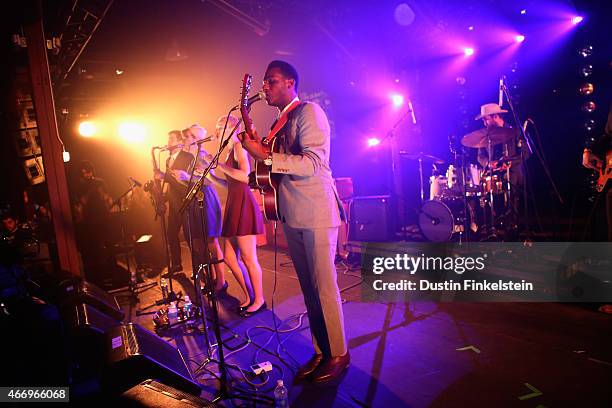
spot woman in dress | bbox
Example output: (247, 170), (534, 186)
(207, 115), (266, 316)
(174, 125), (226, 291)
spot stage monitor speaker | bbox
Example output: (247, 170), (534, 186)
(118, 379), (217, 408)
(350, 195), (394, 242)
(59, 278), (125, 321)
(105, 323), (201, 395)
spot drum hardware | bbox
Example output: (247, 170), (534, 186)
(399, 151), (445, 204)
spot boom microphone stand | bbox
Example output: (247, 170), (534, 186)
(500, 81), (564, 238)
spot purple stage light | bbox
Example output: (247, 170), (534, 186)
(520, 9), (527, 15)
(463, 47), (475, 57)
(515, 34), (525, 43)
(391, 94), (405, 108)
(367, 137), (381, 147)
(571, 16), (583, 25)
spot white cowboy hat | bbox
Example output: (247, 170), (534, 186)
(475, 103), (508, 120)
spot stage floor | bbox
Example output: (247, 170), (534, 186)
(116, 242), (612, 407)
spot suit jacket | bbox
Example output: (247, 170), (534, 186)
(165, 150), (195, 210)
(270, 101), (345, 229)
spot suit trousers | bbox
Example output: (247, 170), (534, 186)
(167, 205), (183, 267)
(283, 224), (347, 357)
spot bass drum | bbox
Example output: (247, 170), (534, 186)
(418, 199), (465, 242)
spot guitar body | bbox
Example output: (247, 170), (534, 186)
(595, 150), (612, 192)
(253, 137), (282, 221)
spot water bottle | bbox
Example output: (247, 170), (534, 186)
(168, 301), (178, 325)
(160, 278), (168, 300)
(183, 295), (193, 319)
(273, 379), (288, 408)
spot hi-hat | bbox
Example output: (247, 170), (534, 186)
(461, 127), (516, 148)
(399, 151), (445, 164)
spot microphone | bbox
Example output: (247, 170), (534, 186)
(129, 177), (142, 188)
(408, 100), (417, 124)
(231, 90), (266, 111)
(498, 77), (504, 107)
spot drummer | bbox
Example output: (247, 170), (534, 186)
(473, 103), (529, 189)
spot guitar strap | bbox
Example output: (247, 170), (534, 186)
(265, 100), (302, 143)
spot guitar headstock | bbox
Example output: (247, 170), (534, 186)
(240, 74), (252, 112)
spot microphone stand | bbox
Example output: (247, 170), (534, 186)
(179, 120), (263, 405)
(501, 84), (564, 239)
(108, 180), (157, 299)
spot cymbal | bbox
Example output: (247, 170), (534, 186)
(398, 151), (445, 164)
(461, 127), (516, 148)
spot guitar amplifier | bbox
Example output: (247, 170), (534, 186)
(104, 323), (201, 395)
(59, 278), (125, 321)
(349, 195), (394, 242)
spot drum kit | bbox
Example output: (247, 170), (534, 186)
(405, 127), (520, 242)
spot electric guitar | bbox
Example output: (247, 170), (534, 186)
(239, 74), (282, 221)
(593, 150), (612, 193)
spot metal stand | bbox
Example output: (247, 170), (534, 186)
(107, 180), (157, 299)
(178, 116), (262, 404)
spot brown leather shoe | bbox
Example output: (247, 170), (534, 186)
(311, 352), (350, 383)
(294, 354), (323, 382)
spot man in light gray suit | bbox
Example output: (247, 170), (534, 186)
(240, 60), (349, 383)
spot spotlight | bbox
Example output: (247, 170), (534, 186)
(515, 35), (525, 43)
(390, 94), (404, 108)
(463, 47), (475, 57)
(571, 16), (584, 25)
(78, 121), (97, 137)
(118, 122), (146, 142)
(579, 83), (594, 95)
(468, 25), (474, 31)
(520, 9), (527, 15)
(579, 46), (593, 58)
(367, 138), (381, 147)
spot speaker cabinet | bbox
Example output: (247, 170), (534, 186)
(118, 379), (216, 407)
(59, 278), (125, 321)
(105, 324), (200, 395)
(349, 195), (394, 241)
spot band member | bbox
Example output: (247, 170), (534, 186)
(155, 130), (193, 274)
(474, 103), (529, 187)
(178, 125), (226, 291)
(74, 160), (113, 284)
(582, 101), (612, 241)
(240, 61), (349, 383)
(206, 115), (265, 316)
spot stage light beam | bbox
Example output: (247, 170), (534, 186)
(367, 137), (381, 147)
(118, 122), (146, 143)
(515, 34), (525, 43)
(571, 16), (583, 25)
(391, 94), (405, 108)
(463, 47), (475, 57)
(78, 121), (97, 137)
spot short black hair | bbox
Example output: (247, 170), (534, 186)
(266, 60), (299, 91)
(79, 160), (95, 173)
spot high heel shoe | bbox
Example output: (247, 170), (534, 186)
(238, 300), (254, 313)
(239, 302), (267, 317)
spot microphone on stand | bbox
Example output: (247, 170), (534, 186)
(230, 90), (266, 111)
(498, 77), (504, 107)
